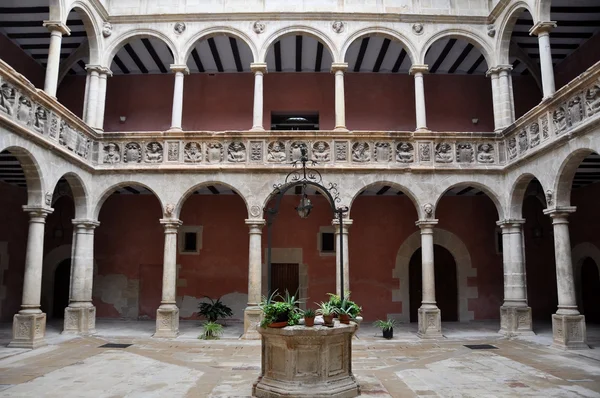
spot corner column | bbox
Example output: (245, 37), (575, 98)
(530, 22), (557, 99)
(410, 65), (429, 131)
(84, 65), (101, 127)
(242, 219), (265, 339)
(9, 206), (53, 349)
(42, 21), (70, 97)
(415, 220), (442, 338)
(544, 207), (587, 349)
(333, 218), (352, 296)
(497, 65), (515, 127)
(63, 219), (99, 335)
(168, 65), (189, 132)
(497, 219), (533, 335)
(94, 68), (112, 131)
(154, 218), (182, 338)
(250, 63), (267, 131)
(331, 62), (348, 132)
(487, 68), (502, 132)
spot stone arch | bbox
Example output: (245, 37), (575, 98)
(41, 244), (72, 319)
(92, 181), (164, 220)
(66, 1), (102, 65)
(49, 0), (65, 22)
(420, 29), (494, 68)
(103, 29), (179, 68)
(49, 172), (89, 220)
(433, 181), (505, 220)
(176, 181), (251, 219)
(535, 0), (552, 24)
(497, 1), (536, 65)
(340, 27), (418, 66)
(553, 148), (596, 208)
(182, 27), (258, 66)
(0, 146), (45, 207)
(347, 181), (421, 220)
(259, 26), (338, 64)
(571, 242), (600, 313)
(508, 172), (547, 219)
(393, 228), (476, 323)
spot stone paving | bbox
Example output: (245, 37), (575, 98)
(0, 320), (599, 397)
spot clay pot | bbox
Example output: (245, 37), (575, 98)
(268, 321), (289, 328)
(304, 317), (315, 327)
(339, 314), (351, 324)
(323, 314), (334, 325)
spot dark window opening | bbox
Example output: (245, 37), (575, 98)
(271, 112), (319, 130)
(321, 232), (335, 253)
(184, 232), (197, 252)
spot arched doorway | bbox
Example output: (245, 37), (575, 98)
(409, 245), (458, 322)
(581, 258), (600, 323)
(53, 259), (71, 319)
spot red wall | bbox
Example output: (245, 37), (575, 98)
(0, 34), (45, 89)
(555, 32), (600, 90)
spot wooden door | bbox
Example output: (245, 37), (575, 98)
(272, 263), (299, 298)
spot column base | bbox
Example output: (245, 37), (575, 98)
(241, 306), (262, 340)
(250, 126), (265, 132)
(417, 307), (443, 338)
(8, 312), (47, 349)
(499, 306), (534, 336)
(153, 306), (179, 338)
(63, 305), (96, 335)
(334, 126), (349, 132)
(552, 314), (588, 350)
(167, 127), (182, 132)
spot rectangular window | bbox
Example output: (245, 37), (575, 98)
(271, 112), (319, 130)
(178, 226), (203, 255)
(184, 232), (197, 252)
(321, 232), (335, 253)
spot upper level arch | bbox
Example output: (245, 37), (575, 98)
(258, 26), (338, 65)
(419, 29), (494, 68)
(496, 1), (537, 65)
(181, 27), (258, 69)
(176, 180), (251, 220)
(65, 1), (103, 66)
(507, 172), (548, 219)
(103, 29), (179, 70)
(433, 180), (505, 220)
(48, 171), (89, 220)
(92, 180), (164, 220)
(348, 180), (422, 220)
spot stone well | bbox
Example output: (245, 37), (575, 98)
(253, 322), (360, 398)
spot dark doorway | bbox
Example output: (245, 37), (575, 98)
(272, 263), (300, 298)
(53, 259), (71, 318)
(581, 258), (600, 323)
(409, 245), (458, 322)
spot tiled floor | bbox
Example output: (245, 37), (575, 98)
(0, 320), (599, 397)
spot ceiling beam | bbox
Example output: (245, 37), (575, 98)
(353, 37), (370, 72)
(467, 55), (485, 74)
(315, 41), (324, 72)
(373, 38), (391, 73)
(448, 43), (473, 74)
(295, 35), (303, 72)
(274, 40), (282, 72)
(430, 38), (456, 73)
(392, 48), (407, 73)
(124, 43), (148, 73)
(229, 37), (243, 72)
(207, 38), (224, 72)
(142, 38), (168, 73)
(191, 48), (205, 72)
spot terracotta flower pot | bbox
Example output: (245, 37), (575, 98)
(268, 321), (288, 328)
(323, 314), (334, 325)
(339, 314), (350, 324)
(304, 316), (315, 327)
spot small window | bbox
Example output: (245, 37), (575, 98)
(183, 232), (197, 252)
(178, 226), (202, 255)
(321, 233), (335, 253)
(271, 112), (319, 130)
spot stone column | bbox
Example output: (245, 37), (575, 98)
(168, 65), (189, 132)
(94, 68), (111, 131)
(251, 63), (267, 131)
(497, 219), (533, 335)
(410, 65), (429, 131)
(82, 72), (91, 120)
(63, 219), (99, 335)
(415, 220), (442, 338)
(543, 207), (587, 349)
(331, 63), (348, 131)
(242, 219), (265, 339)
(9, 206), (53, 349)
(530, 22), (557, 99)
(84, 65), (101, 127)
(487, 69), (501, 131)
(333, 218), (353, 296)
(154, 219), (182, 338)
(42, 21), (70, 97)
(497, 65), (515, 128)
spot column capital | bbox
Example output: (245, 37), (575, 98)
(543, 206), (576, 222)
(245, 219), (266, 228)
(529, 21), (557, 36)
(72, 219), (100, 229)
(332, 218), (353, 229)
(250, 63), (268, 73)
(487, 64), (513, 75)
(43, 21), (70, 35)
(160, 218), (183, 231)
(496, 219), (525, 228)
(170, 64), (190, 74)
(22, 206), (53, 219)
(330, 62), (348, 73)
(85, 64), (105, 75)
(416, 219), (438, 230)
(410, 64), (429, 75)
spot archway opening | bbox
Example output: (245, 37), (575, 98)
(52, 258), (71, 319)
(409, 245), (458, 322)
(581, 257), (600, 324)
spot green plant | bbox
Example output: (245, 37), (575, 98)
(315, 301), (337, 316)
(373, 318), (397, 331)
(259, 290), (303, 328)
(327, 292), (361, 318)
(197, 296), (233, 323)
(199, 321), (224, 339)
(303, 308), (316, 318)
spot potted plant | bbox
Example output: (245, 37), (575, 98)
(374, 318), (397, 339)
(303, 308), (316, 327)
(327, 293), (362, 323)
(199, 321), (224, 340)
(197, 296), (233, 323)
(316, 301), (336, 325)
(259, 290), (303, 328)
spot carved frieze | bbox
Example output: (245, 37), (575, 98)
(396, 142), (414, 163)
(585, 84), (600, 117)
(567, 95), (583, 127)
(17, 95), (32, 125)
(335, 141), (348, 161)
(0, 82), (15, 116)
(267, 141), (286, 163)
(59, 120), (90, 158)
(167, 142), (179, 162)
(456, 143), (474, 163)
(541, 116), (549, 140)
(184, 142), (202, 163)
(553, 106), (567, 134)
(206, 142), (224, 163)
(312, 141), (330, 162)
(373, 142), (391, 162)
(419, 143), (431, 162)
(228, 142), (246, 162)
(145, 142), (163, 163)
(507, 137), (517, 160)
(33, 105), (49, 134)
(48, 113), (58, 138)
(476, 143), (494, 163)
(352, 142), (370, 162)
(103, 142), (121, 164)
(518, 130), (528, 153)
(250, 141), (262, 161)
(435, 142), (453, 163)
(290, 141), (306, 162)
(529, 123), (540, 148)
(124, 142), (142, 163)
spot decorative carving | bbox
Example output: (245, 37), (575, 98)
(412, 23), (424, 35)
(17, 319), (30, 337)
(545, 190), (553, 207)
(58, 120), (89, 158)
(352, 142), (370, 162)
(567, 96), (583, 126)
(487, 24), (496, 37)
(498, 141), (506, 163)
(456, 143), (474, 163)
(206, 142), (223, 163)
(435, 142), (453, 163)
(529, 123), (540, 147)
(102, 22), (112, 37)
(253, 21), (265, 34)
(168, 142), (179, 161)
(49, 113), (58, 138)
(555, 321), (563, 339)
(312, 141), (330, 162)
(553, 107), (567, 134)
(0, 83), (16, 116)
(184, 142), (202, 163)
(518, 130), (529, 152)
(332, 21), (345, 33)
(267, 141), (286, 163)
(568, 321), (581, 340)
(396, 142), (414, 163)
(290, 142), (306, 162)
(250, 141), (262, 161)
(424, 203), (433, 218)
(250, 205), (261, 217)
(477, 143), (494, 163)
(174, 22), (186, 34)
(507, 137), (517, 160)
(33, 106), (48, 134)
(419, 143), (431, 161)
(17, 96), (32, 125)
(103, 142), (121, 164)
(585, 84), (600, 117)
(124, 142), (142, 163)
(426, 313), (436, 328)
(165, 204), (174, 217)
(541, 116), (549, 139)
(45, 192), (52, 206)
(373, 142), (391, 162)
(227, 142), (246, 162)
(335, 141), (348, 161)
(145, 142), (163, 163)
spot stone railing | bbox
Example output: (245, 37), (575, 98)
(97, 131), (503, 170)
(502, 61), (600, 167)
(0, 60), (98, 165)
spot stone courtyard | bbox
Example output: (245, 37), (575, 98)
(1, 320), (599, 397)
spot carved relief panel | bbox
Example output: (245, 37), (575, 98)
(396, 142), (414, 163)
(267, 141), (286, 163)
